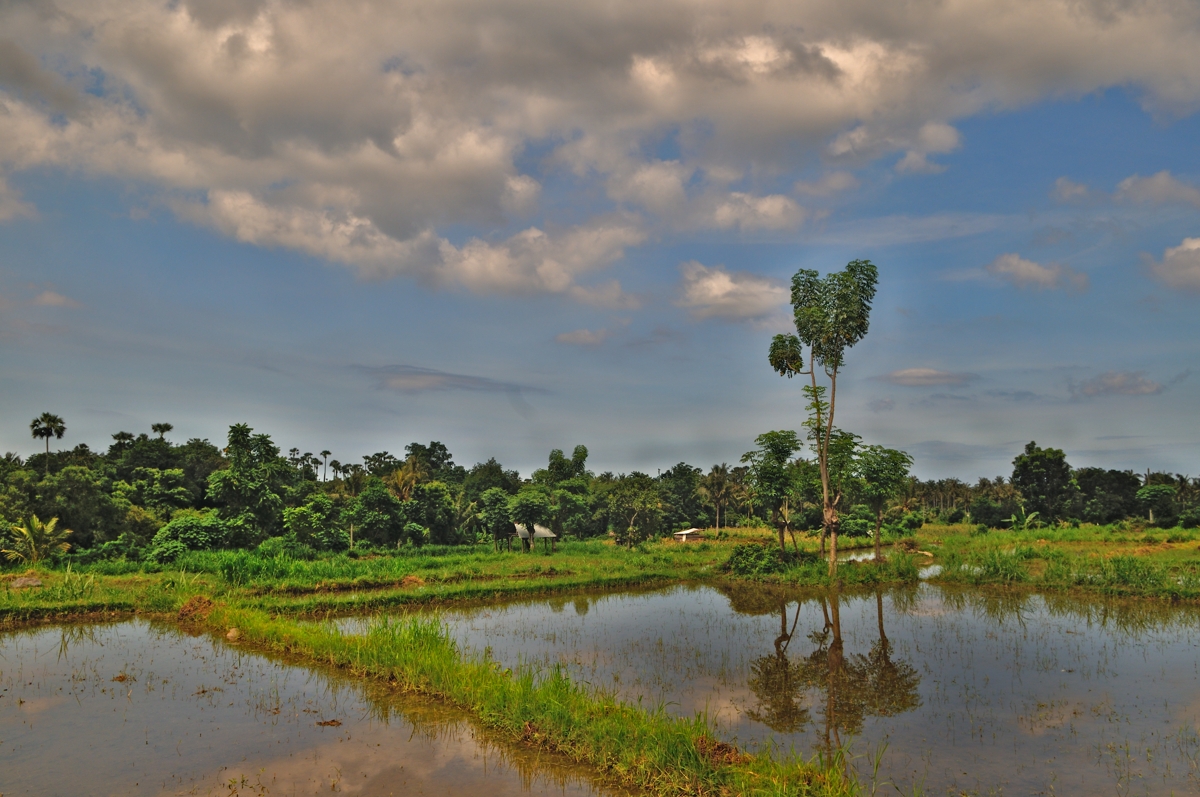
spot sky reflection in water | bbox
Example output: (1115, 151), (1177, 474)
(0, 620), (618, 796)
(382, 583), (1200, 796)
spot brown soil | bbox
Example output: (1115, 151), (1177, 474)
(694, 735), (750, 766)
(178, 595), (216, 621)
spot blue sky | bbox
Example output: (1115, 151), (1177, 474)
(1, 1), (1198, 480)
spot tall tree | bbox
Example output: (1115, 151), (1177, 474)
(855, 445), (914, 561)
(699, 464), (733, 530)
(769, 260), (878, 577)
(320, 450), (331, 482)
(30, 412), (66, 474)
(741, 431), (802, 553)
(1011, 441), (1077, 521)
(151, 422), (173, 440)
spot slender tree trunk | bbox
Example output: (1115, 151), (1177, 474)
(874, 509), (883, 562)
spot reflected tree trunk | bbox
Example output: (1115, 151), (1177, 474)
(823, 590), (844, 760)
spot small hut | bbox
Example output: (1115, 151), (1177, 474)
(673, 527), (704, 543)
(514, 524), (558, 552)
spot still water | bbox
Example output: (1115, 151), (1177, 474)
(358, 582), (1200, 796)
(0, 620), (618, 796)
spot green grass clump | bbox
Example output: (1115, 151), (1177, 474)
(206, 605), (858, 797)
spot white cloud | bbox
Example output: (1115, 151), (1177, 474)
(1147, 237), (1200, 291)
(1115, 171), (1200, 207)
(895, 122), (961, 174)
(794, 171), (859, 197)
(986, 253), (1088, 292)
(31, 290), (81, 308)
(5, 0), (1200, 296)
(675, 261), (787, 321)
(1051, 177), (1092, 202)
(0, 177), (35, 221)
(182, 189), (643, 301)
(1075, 371), (1163, 397)
(883, 368), (977, 387)
(555, 328), (608, 345)
(708, 192), (805, 231)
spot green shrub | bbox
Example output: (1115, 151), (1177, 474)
(149, 539), (187, 564)
(723, 543), (785, 578)
(151, 512), (230, 552)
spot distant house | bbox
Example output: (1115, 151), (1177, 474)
(673, 527), (704, 542)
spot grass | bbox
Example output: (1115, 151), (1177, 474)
(918, 522), (1200, 599)
(4, 522), (1199, 795)
(194, 602), (860, 796)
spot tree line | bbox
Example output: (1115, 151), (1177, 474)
(4, 412), (1196, 567)
(8, 259), (1197, 566)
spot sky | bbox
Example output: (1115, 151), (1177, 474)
(1, 0), (1199, 480)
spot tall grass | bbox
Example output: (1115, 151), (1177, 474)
(208, 605), (860, 797)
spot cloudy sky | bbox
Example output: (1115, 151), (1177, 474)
(1, 0), (1198, 479)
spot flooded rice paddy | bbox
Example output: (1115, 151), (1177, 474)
(0, 620), (619, 796)
(343, 582), (1200, 796)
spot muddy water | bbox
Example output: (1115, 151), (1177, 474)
(0, 621), (619, 796)
(364, 583), (1200, 796)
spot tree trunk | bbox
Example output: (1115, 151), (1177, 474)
(824, 504), (841, 578)
(874, 509), (883, 562)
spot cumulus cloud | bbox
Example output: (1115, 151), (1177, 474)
(5, 0), (1200, 297)
(183, 190), (643, 301)
(986, 253), (1088, 292)
(895, 123), (961, 174)
(707, 192), (806, 231)
(32, 290), (81, 308)
(556, 328), (609, 345)
(1115, 171), (1200, 207)
(883, 368), (977, 387)
(676, 261), (787, 321)
(1074, 371), (1164, 397)
(1145, 237), (1200, 291)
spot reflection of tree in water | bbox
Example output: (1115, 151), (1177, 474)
(745, 590), (920, 755)
(746, 598), (808, 732)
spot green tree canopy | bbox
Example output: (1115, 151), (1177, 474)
(854, 445), (914, 559)
(769, 260), (878, 576)
(1011, 441), (1077, 521)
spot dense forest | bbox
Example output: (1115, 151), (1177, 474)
(3, 412), (1198, 567)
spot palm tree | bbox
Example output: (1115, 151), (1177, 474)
(30, 413), (66, 475)
(111, 431), (135, 452)
(384, 455), (428, 501)
(3, 515), (72, 564)
(151, 422), (173, 440)
(699, 463), (733, 530)
(320, 450), (331, 482)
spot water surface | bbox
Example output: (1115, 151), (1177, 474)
(0, 620), (620, 796)
(359, 582), (1200, 796)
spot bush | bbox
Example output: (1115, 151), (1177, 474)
(256, 534), (316, 560)
(900, 512), (924, 531)
(151, 511), (231, 552)
(723, 543), (786, 578)
(148, 539), (187, 565)
(1180, 509), (1200, 529)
